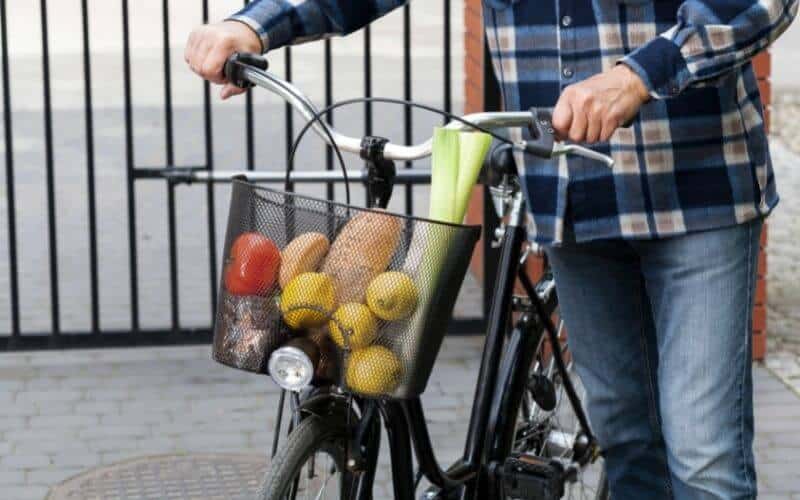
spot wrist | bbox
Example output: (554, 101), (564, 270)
(615, 64), (650, 103)
(222, 19), (265, 53)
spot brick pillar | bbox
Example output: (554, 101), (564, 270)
(752, 50), (771, 361)
(464, 0), (485, 115)
(463, 4), (772, 360)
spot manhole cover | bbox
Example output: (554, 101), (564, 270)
(48, 454), (267, 500)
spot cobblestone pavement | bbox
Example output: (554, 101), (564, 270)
(1, 339), (800, 499)
(764, 96), (800, 393)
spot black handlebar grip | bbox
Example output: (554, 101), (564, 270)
(223, 52), (269, 89)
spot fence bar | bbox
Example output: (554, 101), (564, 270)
(284, 47), (294, 190)
(0, 0), (19, 337)
(244, 0), (255, 171)
(324, 40), (334, 201)
(163, 0), (180, 333)
(80, 0), (100, 335)
(245, 89), (255, 170)
(443, 0), (452, 116)
(364, 25), (372, 135)
(0, 318), (482, 351)
(202, 0), (219, 317)
(403, 4), (413, 216)
(121, 0), (140, 332)
(149, 167), (433, 184)
(40, 0), (61, 337)
(0, 328), (214, 351)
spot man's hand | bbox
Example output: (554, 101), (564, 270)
(185, 21), (263, 100)
(552, 64), (650, 143)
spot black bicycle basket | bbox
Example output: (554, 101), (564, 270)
(213, 180), (480, 399)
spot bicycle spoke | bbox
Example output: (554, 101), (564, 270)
(312, 455), (335, 500)
(288, 450), (341, 500)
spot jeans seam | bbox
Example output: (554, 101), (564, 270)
(740, 222), (756, 498)
(636, 275), (673, 498)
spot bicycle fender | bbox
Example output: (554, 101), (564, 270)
(297, 389), (356, 425)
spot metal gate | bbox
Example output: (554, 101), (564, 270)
(0, 0), (489, 350)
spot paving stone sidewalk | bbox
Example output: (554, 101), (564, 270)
(763, 103), (800, 395)
(1, 337), (800, 499)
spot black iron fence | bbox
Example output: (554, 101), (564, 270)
(0, 0), (495, 351)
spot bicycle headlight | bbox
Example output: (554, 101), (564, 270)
(268, 338), (320, 392)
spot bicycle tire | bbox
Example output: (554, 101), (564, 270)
(257, 414), (353, 500)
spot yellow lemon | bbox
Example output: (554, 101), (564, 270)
(280, 272), (335, 329)
(345, 346), (402, 396)
(329, 303), (378, 349)
(366, 272), (419, 321)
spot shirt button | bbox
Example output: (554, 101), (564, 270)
(562, 67), (574, 78)
(561, 15), (572, 27)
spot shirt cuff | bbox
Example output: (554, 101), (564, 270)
(618, 36), (691, 100)
(228, 1), (297, 52)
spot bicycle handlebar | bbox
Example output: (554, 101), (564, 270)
(224, 53), (615, 168)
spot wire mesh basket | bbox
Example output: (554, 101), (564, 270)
(212, 180), (481, 399)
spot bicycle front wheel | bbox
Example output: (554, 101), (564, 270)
(257, 415), (354, 500)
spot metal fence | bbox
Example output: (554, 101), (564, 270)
(0, 0), (492, 351)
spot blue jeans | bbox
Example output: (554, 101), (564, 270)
(545, 219), (762, 500)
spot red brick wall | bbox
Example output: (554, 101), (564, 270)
(752, 51), (770, 361)
(463, 1), (771, 360)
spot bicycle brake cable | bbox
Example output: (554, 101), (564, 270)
(287, 97), (522, 205)
(246, 71), (353, 203)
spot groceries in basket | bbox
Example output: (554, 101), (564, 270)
(320, 211), (404, 304)
(217, 292), (288, 372)
(223, 232), (281, 296)
(212, 127), (490, 398)
(278, 232), (330, 288)
(280, 272), (336, 329)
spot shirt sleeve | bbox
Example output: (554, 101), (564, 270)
(228, 0), (407, 52)
(619, 0), (798, 99)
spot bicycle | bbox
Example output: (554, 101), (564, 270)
(176, 52), (615, 500)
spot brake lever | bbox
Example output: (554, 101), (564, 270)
(552, 143), (615, 168)
(522, 107), (615, 168)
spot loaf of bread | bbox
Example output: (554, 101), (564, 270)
(279, 232), (330, 289)
(321, 210), (404, 304)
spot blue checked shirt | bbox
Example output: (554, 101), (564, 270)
(231, 0), (796, 245)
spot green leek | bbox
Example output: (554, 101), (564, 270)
(454, 131), (492, 223)
(428, 127), (460, 223)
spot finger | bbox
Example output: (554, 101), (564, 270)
(187, 31), (208, 72)
(201, 43), (232, 84)
(600, 116), (620, 142)
(552, 94), (574, 139)
(599, 121), (617, 142)
(184, 31), (196, 64)
(221, 83), (247, 100)
(568, 100), (588, 143)
(585, 105), (602, 143)
(190, 37), (213, 75)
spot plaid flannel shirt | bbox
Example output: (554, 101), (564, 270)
(231, 0), (796, 245)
